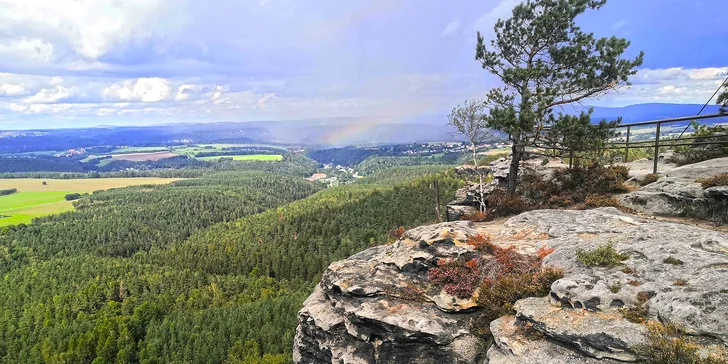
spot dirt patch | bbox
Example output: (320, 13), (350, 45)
(110, 152), (178, 161)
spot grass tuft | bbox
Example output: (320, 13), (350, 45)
(663, 256), (684, 266)
(697, 173), (728, 189)
(576, 243), (629, 268)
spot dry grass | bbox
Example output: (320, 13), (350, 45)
(635, 321), (728, 363)
(697, 173), (728, 189)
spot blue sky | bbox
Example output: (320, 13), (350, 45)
(0, 0), (726, 129)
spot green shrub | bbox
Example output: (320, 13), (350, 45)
(620, 304), (649, 324)
(576, 244), (629, 267)
(476, 267), (563, 325)
(609, 281), (622, 293)
(518, 165), (630, 208)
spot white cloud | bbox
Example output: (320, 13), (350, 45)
(0, 0), (173, 61)
(604, 67), (728, 106)
(0, 83), (26, 96)
(7, 103), (28, 112)
(470, 0), (521, 35)
(27, 103), (72, 114)
(440, 20), (462, 37)
(24, 85), (72, 103)
(208, 86), (229, 105)
(0, 38), (54, 63)
(103, 78), (172, 103)
(174, 84), (198, 101)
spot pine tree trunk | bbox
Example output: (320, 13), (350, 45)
(507, 139), (522, 195)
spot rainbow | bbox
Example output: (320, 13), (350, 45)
(319, 115), (400, 145)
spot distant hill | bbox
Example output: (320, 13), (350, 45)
(574, 103), (724, 123)
(1, 103), (725, 152)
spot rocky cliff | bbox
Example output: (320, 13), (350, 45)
(293, 208), (728, 363)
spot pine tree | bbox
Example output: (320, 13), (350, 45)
(475, 0), (643, 193)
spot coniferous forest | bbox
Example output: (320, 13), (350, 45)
(0, 167), (462, 363)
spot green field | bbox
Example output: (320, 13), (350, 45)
(196, 154), (283, 161)
(171, 144), (288, 157)
(0, 193), (75, 225)
(0, 178), (180, 226)
(0, 150), (60, 157)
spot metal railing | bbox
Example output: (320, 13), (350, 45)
(608, 112), (728, 174)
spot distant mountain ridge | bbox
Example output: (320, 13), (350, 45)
(577, 103), (723, 123)
(1, 103), (725, 153)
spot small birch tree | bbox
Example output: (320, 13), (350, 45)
(448, 99), (492, 212)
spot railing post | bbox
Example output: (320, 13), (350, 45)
(625, 126), (630, 162)
(653, 122), (661, 174)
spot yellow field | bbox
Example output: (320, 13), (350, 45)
(0, 178), (181, 192)
(479, 148), (511, 156)
(0, 178), (180, 226)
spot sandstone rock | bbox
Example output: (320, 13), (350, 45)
(455, 165), (491, 177)
(514, 297), (647, 361)
(505, 208), (728, 344)
(620, 180), (706, 216)
(296, 208), (728, 363)
(487, 315), (621, 364)
(704, 186), (728, 200)
(445, 204), (475, 221)
(294, 222), (488, 363)
(665, 157), (728, 182)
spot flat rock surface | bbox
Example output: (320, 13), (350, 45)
(620, 157), (728, 218)
(514, 297), (647, 361)
(487, 315), (621, 364)
(503, 208), (728, 344)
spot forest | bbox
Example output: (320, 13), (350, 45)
(0, 165), (463, 363)
(0, 154), (319, 179)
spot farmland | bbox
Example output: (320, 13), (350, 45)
(110, 146), (170, 153)
(108, 151), (179, 161)
(0, 178), (180, 226)
(197, 154), (284, 161)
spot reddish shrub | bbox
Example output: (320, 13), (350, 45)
(537, 246), (555, 260)
(428, 259), (479, 299)
(461, 211), (490, 222)
(387, 226), (407, 243)
(486, 189), (534, 217)
(466, 234), (495, 253)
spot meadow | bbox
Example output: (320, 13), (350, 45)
(0, 178), (180, 226)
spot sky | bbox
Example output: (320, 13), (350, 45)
(0, 0), (726, 129)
